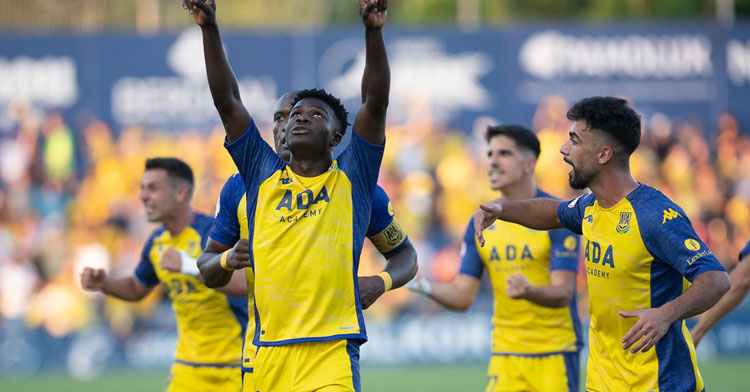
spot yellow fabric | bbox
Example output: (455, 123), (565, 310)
(237, 194), (257, 373)
(150, 227), (243, 365)
(254, 340), (355, 392)
(580, 198), (702, 392)
(242, 370), (254, 392)
(476, 221), (578, 354)
(485, 355), (570, 392)
(369, 218), (407, 254)
(377, 271), (393, 291)
(166, 362), (241, 392)
(252, 162), (360, 344)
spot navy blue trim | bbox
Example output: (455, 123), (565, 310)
(562, 351), (580, 392)
(190, 213), (215, 249)
(174, 359), (241, 368)
(241, 366), (254, 373)
(491, 350), (578, 357)
(568, 293), (583, 351)
(347, 340), (362, 392)
(380, 236), (408, 259)
(225, 295), (248, 335)
(255, 333), (367, 347)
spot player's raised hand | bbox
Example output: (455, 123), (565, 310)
(619, 308), (672, 354)
(226, 238), (252, 270)
(80, 267), (108, 291)
(506, 274), (530, 299)
(360, 0), (388, 29)
(160, 248), (182, 272)
(472, 201), (502, 247)
(185, 0), (216, 26)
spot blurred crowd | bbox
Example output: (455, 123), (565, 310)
(1, 95), (749, 339)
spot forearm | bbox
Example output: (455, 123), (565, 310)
(382, 244), (418, 289)
(662, 270), (730, 323)
(214, 270), (248, 297)
(498, 198), (563, 230)
(101, 277), (149, 301)
(362, 27), (390, 114)
(523, 285), (574, 308)
(197, 251), (233, 288)
(427, 282), (475, 311)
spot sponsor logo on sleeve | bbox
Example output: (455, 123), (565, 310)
(662, 208), (683, 224)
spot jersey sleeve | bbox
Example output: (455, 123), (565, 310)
(638, 201), (726, 282)
(557, 192), (596, 235)
(458, 219), (484, 279)
(547, 229), (580, 272)
(366, 186), (408, 257)
(224, 120), (285, 188)
(209, 174), (243, 246)
(335, 130), (385, 201)
(739, 240), (750, 262)
(133, 233), (159, 287)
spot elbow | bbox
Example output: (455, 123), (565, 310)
(732, 273), (750, 296)
(717, 272), (732, 297)
(453, 300), (473, 312)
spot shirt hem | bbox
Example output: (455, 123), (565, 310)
(491, 350), (579, 357)
(254, 333), (367, 347)
(174, 359), (242, 368)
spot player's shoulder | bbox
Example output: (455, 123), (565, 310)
(191, 212), (215, 233)
(223, 172), (246, 193)
(562, 190), (597, 212)
(627, 184), (689, 231)
(372, 184), (390, 205)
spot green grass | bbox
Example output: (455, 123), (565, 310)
(0, 359), (747, 391)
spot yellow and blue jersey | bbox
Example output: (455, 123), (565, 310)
(210, 173), (406, 372)
(460, 189), (582, 355)
(133, 213), (247, 367)
(557, 183), (726, 392)
(225, 121), (384, 346)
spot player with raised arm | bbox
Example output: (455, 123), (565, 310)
(196, 91), (417, 390)
(409, 125), (581, 392)
(80, 158), (246, 392)
(472, 97), (730, 392)
(690, 240), (750, 346)
(186, 0), (393, 390)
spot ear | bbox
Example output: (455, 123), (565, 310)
(523, 155), (537, 175)
(175, 183), (191, 203)
(330, 128), (344, 148)
(598, 145), (615, 165)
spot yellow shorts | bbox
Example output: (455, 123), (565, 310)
(166, 361), (242, 392)
(485, 352), (579, 392)
(242, 369), (254, 392)
(254, 339), (361, 392)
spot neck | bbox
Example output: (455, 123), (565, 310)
(289, 154), (333, 177)
(162, 205), (194, 236)
(588, 165), (638, 209)
(498, 176), (537, 200)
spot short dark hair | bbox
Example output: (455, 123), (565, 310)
(145, 157), (194, 190)
(567, 97), (641, 156)
(485, 124), (541, 158)
(292, 88), (350, 135)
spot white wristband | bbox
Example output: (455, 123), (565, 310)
(179, 250), (200, 276)
(406, 276), (432, 296)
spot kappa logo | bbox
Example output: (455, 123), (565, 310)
(583, 214), (593, 224)
(662, 208), (682, 224)
(280, 178), (292, 185)
(616, 212), (631, 234)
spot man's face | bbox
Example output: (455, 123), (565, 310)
(486, 135), (533, 191)
(139, 169), (180, 223)
(272, 93), (297, 162)
(285, 98), (340, 157)
(560, 120), (600, 190)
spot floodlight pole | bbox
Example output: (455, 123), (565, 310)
(716, 0), (735, 27)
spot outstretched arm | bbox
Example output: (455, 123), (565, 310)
(186, 0), (252, 142)
(408, 274), (482, 311)
(506, 270), (576, 308)
(473, 198), (564, 246)
(359, 239), (418, 309)
(198, 238), (252, 288)
(691, 256), (750, 346)
(80, 268), (153, 301)
(352, 0), (390, 145)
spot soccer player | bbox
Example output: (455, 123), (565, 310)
(186, 0), (396, 390)
(80, 158), (246, 392)
(408, 125), (582, 392)
(472, 96), (730, 392)
(691, 239), (750, 346)
(197, 91), (417, 390)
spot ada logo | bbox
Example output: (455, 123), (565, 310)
(616, 212), (631, 234)
(684, 239), (701, 251)
(662, 208), (682, 224)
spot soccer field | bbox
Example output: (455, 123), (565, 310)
(1, 359), (747, 392)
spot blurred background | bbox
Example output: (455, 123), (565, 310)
(1, 0), (750, 391)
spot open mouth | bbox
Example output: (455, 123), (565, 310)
(290, 126), (310, 135)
